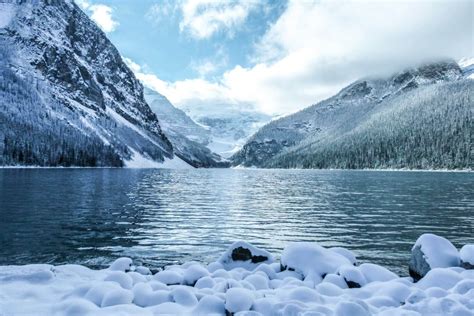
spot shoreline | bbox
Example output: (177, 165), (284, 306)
(1, 236), (473, 315)
(0, 165), (472, 172)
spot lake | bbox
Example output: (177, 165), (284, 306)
(0, 169), (472, 276)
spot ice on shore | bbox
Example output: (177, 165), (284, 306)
(0, 235), (473, 316)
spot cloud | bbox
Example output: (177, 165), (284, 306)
(146, 0), (178, 25)
(123, 57), (255, 118)
(225, 0), (474, 114)
(75, 0), (90, 9)
(75, 0), (119, 33)
(179, 0), (261, 39)
(134, 0), (473, 116)
(192, 60), (219, 77)
(190, 46), (229, 77)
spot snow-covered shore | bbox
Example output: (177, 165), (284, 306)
(1, 236), (473, 316)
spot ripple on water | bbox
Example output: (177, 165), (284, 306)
(0, 169), (473, 276)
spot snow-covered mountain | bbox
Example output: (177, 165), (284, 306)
(459, 57), (474, 79)
(0, 0), (191, 167)
(232, 60), (472, 169)
(179, 105), (271, 158)
(144, 88), (228, 167)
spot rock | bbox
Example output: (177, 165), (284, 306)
(337, 265), (367, 288)
(460, 245), (474, 269)
(409, 234), (460, 281)
(218, 241), (274, 270)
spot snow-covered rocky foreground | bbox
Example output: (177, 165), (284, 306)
(1, 236), (473, 316)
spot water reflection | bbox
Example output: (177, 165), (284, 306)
(0, 169), (472, 275)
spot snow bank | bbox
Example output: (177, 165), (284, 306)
(1, 235), (473, 315)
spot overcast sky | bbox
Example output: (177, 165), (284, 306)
(77, 0), (473, 116)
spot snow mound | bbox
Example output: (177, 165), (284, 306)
(1, 238), (474, 315)
(281, 242), (352, 277)
(225, 288), (254, 313)
(359, 263), (398, 283)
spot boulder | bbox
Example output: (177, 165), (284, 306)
(409, 234), (460, 281)
(218, 241), (274, 270)
(337, 265), (367, 288)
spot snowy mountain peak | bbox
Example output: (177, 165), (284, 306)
(232, 60), (470, 169)
(143, 87), (228, 167)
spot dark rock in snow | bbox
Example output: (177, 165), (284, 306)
(409, 245), (432, 282)
(231, 246), (268, 263)
(218, 241), (274, 270)
(409, 234), (460, 281)
(460, 245), (474, 270)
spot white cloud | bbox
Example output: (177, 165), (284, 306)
(123, 57), (255, 119)
(75, 0), (119, 33)
(190, 46), (229, 77)
(132, 0), (473, 116)
(89, 4), (119, 33)
(192, 60), (219, 77)
(75, 0), (90, 10)
(226, 0), (474, 114)
(179, 0), (260, 39)
(146, 1), (178, 25)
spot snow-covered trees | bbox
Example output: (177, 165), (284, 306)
(269, 80), (472, 169)
(0, 1), (175, 167)
(233, 61), (472, 170)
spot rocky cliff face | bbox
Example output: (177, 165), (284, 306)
(144, 88), (228, 168)
(232, 60), (471, 169)
(0, 0), (175, 166)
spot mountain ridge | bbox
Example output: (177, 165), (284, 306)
(0, 0), (189, 167)
(144, 87), (229, 167)
(232, 60), (472, 169)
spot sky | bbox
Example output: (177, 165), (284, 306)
(76, 0), (473, 117)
